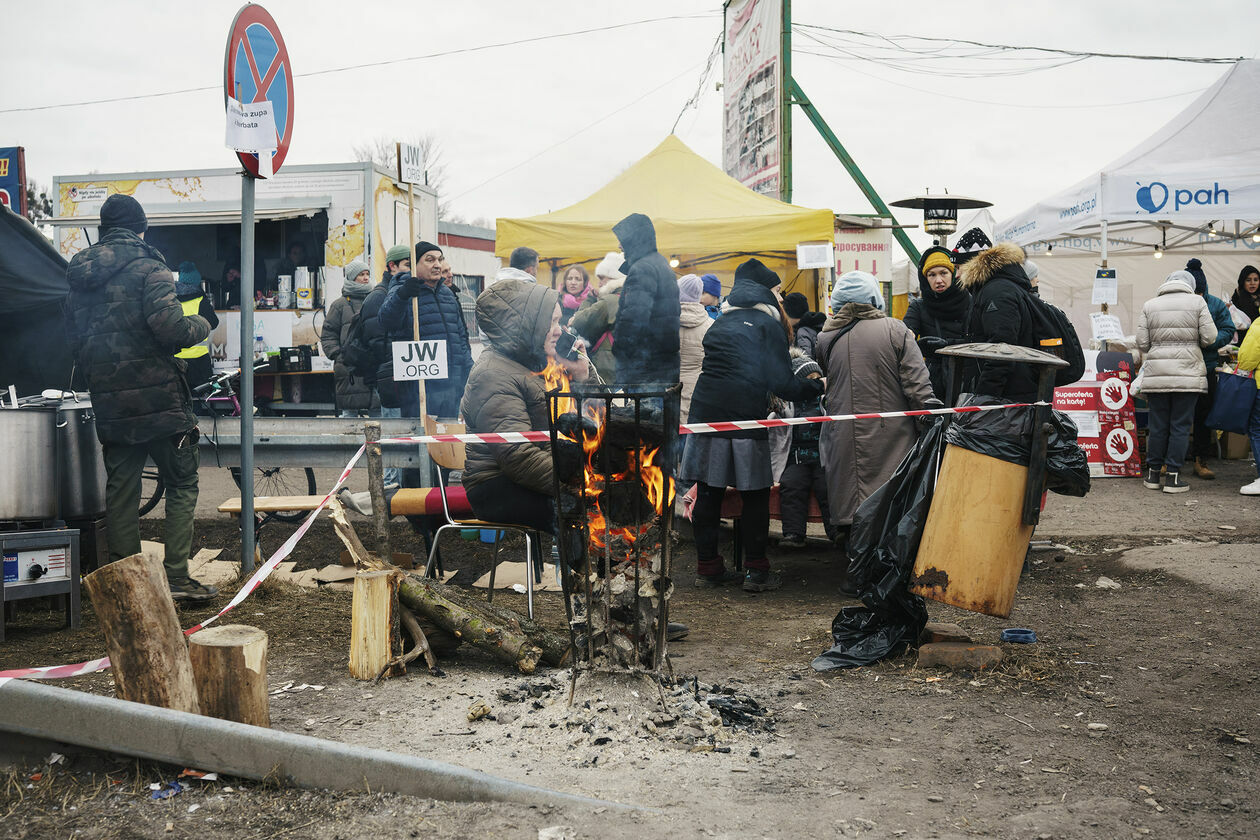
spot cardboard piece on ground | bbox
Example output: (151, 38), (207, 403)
(472, 562), (562, 592)
(338, 550), (415, 570)
(312, 563), (455, 589)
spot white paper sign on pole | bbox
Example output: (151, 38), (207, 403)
(397, 142), (425, 186)
(392, 339), (448, 381)
(796, 242), (835, 270)
(225, 97), (278, 153)
(1089, 312), (1125, 341)
(1091, 268), (1118, 305)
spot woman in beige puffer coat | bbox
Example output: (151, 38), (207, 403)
(1135, 270), (1217, 492)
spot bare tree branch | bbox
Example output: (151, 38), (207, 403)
(351, 134), (451, 219)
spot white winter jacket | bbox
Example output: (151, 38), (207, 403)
(678, 301), (712, 417)
(1136, 272), (1217, 394)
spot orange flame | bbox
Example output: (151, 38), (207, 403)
(536, 361), (673, 552)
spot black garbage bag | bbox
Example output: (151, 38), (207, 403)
(944, 395), (1090, 497)
(811, 422), (943, 671)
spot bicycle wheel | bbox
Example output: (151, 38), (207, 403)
(230, 466), (318, 523)
(139, 468), (165, 516)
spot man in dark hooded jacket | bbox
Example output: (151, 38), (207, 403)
(65, 194), (216, 601)
(958, 242), (1040, 401)
(611, 213), (681, 385)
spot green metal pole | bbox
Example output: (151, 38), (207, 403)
(780, 0), (792, 203)
(787, 77), (920, 265)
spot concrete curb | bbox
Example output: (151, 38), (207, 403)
(0, 680), (647, 812)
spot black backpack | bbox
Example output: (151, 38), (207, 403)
(1021, 292), (1086, 387)
(338, 305), (376, 383)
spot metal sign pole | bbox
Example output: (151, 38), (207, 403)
(780, 0), (792, 204)
(239, 173), (256, 575)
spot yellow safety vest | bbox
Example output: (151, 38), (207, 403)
(175, 296), (210, 359)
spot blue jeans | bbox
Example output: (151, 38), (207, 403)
(1146, 392), (1198, 472)
(378, 405), (403, 487)
(1249, 386), (1260, 476)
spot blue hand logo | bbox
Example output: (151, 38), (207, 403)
(1135, 181), (1168, 213)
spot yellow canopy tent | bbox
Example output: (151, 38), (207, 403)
(495, 135), (835, 306)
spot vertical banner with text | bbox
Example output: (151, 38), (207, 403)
(722, 0), (782, 199)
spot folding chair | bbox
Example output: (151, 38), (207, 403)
(421, 419), (546, 619)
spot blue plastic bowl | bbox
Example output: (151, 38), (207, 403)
(1001, 628), (1037, 644)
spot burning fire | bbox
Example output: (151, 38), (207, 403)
(537, 360), (672, 551)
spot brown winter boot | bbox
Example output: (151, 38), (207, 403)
(1193, 457), (1216, 480)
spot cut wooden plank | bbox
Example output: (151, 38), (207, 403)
(188, 624), (270, 727)
(349, 571), (403, 680)
(911, 444), (1036, 618)
(82, 553), (201, 713)
(217, 496), (326, 514)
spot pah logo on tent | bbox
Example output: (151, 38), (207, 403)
(1135, 181), (1230, 214)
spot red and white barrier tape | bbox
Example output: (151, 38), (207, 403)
(0, 399), (1039, 685)
(0, 445), (367, 686)
(376, 401), (1044, 446)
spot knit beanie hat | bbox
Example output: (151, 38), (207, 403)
(414, 241), (442, 261)
(789, 351), (823, 382)
(735, 258), (780, 290)
(952, 227), (992, 265)
(343, 259), (370, 282)
(176, 261), (201, 285)
(678, 273), (702, 303)
(831, 270), (885, 311)
(99, 194), (147, 234)
(782, 292), (809, 319)
(595, 251), (626, 282)
(1186, 258), (1208, 295)
(385, 244), (411, 265)
(920, 249), (955, 277)
(1022, 259), (1040, 282)
(701, 273), (721, 298)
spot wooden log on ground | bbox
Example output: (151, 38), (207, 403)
(397, 574), (547, 674)
(82, 553), (200, 713)
(188, 624), (270, 727)
(349, 570), (404, 680)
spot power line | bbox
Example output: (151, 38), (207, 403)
(672, 32), (722, 134)
(795, 22), (1243, 65)
(447, 62), (703, 205)
(0, 13), (718, 115)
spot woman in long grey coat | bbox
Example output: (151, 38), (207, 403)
(816, 271), (934, 534)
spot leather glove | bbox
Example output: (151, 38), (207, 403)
(916, 398), (945, 433)
(917, 336), (950, 356)
(398, 275), (422, 299)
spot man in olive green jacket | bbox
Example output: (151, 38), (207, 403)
(66, 195), (216, 601)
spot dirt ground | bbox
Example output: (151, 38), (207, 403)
(2, 459), (1259, 839)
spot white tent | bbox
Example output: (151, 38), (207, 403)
(993, 59), (1260, 334)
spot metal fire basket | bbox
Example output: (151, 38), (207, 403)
(546, 383), (681, 672)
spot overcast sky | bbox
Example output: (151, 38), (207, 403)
(6, 0), (1256, 250)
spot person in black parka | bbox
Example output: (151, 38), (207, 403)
(903, 246), (971, 402)
(957, 242), (1040, 401)
(611, 213), (681, 385)
(681, 259), (824, 593)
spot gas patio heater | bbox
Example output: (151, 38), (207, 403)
(891, 191), (992, 249)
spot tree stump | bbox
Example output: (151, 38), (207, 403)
(349, 570), (403, 680)
(82, 553), (200, 713)
(188, 624), (270, 727)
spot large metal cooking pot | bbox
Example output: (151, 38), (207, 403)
(0, 406), (58, 520)
(56, 397), (107, 518)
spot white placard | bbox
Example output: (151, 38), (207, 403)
(1091, 269), (1118, 305)
(1089, 312), (1125, 341)
(69, 186), (108, 203)
(796, 242), (835, 270)
(397, 142), (425, 185)
(1064, 410), (1101, 439)
(225, 97), (278, 154)
(392, 340), (448, 381)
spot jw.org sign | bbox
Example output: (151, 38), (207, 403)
(1135, 181), (1230, 213)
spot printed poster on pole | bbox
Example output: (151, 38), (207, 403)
(722, 0), (782, 198)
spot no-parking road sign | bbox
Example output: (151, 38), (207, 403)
(224, 4), (294, 178)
